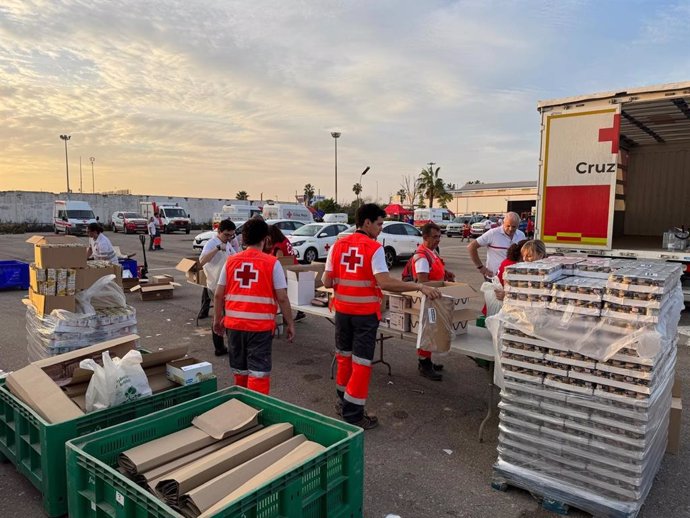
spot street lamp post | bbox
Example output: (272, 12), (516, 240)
(358, 166), (370, 206)
(60, 134), (71, 193)
(330, 131), (341, 203)
(89, 157), (95, 193)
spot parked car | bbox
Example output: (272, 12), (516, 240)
(53, 200), (97, 235)
(445, 214), (485, 237)
(288, 223), (350, 263)
(337, 222), (422, 269)
(470, 218), (499, 238)
(111, 211), (148, 234)
(192, 219), (305, 252)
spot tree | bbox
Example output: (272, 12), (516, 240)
(401, 174), (422, 207)
(313, 198), (340, 214)
(236, 190), (249, 200)
(417, 193), (426, 208)
(467, 180), (482, 184)
(352, 183), (362, 198)
(417, 164), (449, 208)
(303, 184), (316, 206)
(396, 188), (406, 204)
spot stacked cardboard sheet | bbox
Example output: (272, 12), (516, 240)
(493, 259), (684, 517)
(116, 399), (325, 517)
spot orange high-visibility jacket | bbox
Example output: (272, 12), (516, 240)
(411, 245), (446, 281)
(223, 249), (278, 332)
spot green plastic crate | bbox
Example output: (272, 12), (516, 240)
(66, 386), (364, 518)
(0, 377), (216, 517)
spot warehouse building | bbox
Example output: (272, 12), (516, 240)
(449, 181), (537, 216)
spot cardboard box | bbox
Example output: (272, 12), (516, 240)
(166, 358), (214, 386)
(76, 262), (123, 290)
(26, 235), (87, 269)
(667, 397), (682, 454)
(285, 263), (325, 289)
(403, 282), (478, 311)
(176, 257), (207, 286)
(451, 309), (479, 336)
(131, 283), (176, 301)
(673, 375), (682, 398)
(388, 311), (410, 332)
(389, 294), (411, 312)
(27, 288), (76, 316)
(409, 311), (421, 334)
(287, 269), (316, 306)
(122, 277), (140, 290)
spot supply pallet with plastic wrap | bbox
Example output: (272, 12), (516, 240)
(488, 257), (684, 518)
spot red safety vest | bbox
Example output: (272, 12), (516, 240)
(223, 249), (278, 332)
(411, 245), (445, 281)
(272, 238), (297, 265)
(330, 232), (383, 317)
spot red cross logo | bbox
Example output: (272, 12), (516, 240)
(287, 211), (293, 219)
(234, 262), (259, 289)
(598, 113), (620, 154)
(341, 246), (364, 273)
(324, 242), (331, 252)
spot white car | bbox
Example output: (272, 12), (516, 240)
(337, 222), (422, 268)
(288, 223), (350, 263)
(470, 218), (498, 238)
(446, 214), (485, 237)
(192, 219), (305, 251)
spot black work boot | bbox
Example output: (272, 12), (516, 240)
(418, 358), (442, 381)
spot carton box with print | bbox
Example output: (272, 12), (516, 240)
(402, 282), (478, 311)
(26, 235), (87, 269)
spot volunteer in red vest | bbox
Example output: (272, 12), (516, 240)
(323, 203), (441, 429)
(411, 222), (456, 381)
(213, 218), (295, 395)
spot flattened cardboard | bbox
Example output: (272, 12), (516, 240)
(133, 284), (175, 301)
(122, 277), (140, 290)
(28, 288), (76, 316)
(166, 358), (213, 386)
(140, 427), (263, 490)
(147, 373), (178, 393)
(192, 399), (260, 440)
(27, 235), (87, 269)
(181, 435), (307, 516)
(119, 426), (218, 475)
(667, 397), (682, 454)
(200, 440), (326, 518)
(76, 263), (123, 290)
(156, 423), (294, 504)
(6, 365), (84, 423)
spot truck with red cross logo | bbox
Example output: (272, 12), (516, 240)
(535, 81), (690, 303)
(261, 203), (313, 224)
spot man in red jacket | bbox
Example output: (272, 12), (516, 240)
(323, 204), (441, 429)
(213, 218), (295, 394)
(410, 222), (456, 380)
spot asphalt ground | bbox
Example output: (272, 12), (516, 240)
(0, 231), (688, 518)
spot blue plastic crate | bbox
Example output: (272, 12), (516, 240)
(0, 260), (29, 290)
(119, 258), (138, 278)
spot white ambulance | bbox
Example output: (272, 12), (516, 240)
(53, 200), (97, 235)
(413, 208), (453, 232)
(261, 203), (313, 223)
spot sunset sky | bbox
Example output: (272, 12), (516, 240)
(2, 1), (689, 203)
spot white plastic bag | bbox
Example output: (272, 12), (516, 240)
(80, 350), (152, 412)
(76, 274), (127, 314)
(481, 278), (503, 317)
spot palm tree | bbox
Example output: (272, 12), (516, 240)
(303, 184), (316, 206)
(417, 164), (446, 208)
(352, 182), (363, 199)
(236, 190), (249, 200)
(396, 188), (406, 204)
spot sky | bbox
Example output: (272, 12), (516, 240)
(1, 0), (689, 203)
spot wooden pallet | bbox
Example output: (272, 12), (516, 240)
(491, 467), (640, 518)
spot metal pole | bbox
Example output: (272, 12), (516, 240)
(331, 132), (341, 203)
(79, 156), (82, 193)
(90, 157), (95, 193)
(60, 135), (71, 193)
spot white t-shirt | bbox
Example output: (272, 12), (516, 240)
(476, 227), (526, 274)
(217, 259), (287, 291)
(89, 233), (119, 264)
(148, 221), (156, 236)
(324, 243), (388, 275)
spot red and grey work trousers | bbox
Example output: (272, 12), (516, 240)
(227, 329), (273, 394)
(334, 312), (379, 423)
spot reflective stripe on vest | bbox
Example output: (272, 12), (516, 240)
(330, 232), (382, 317)
(223, 249), (278, 332)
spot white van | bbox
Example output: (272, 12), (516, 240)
(322, 213), (348, 224)
(54, 200), (98, 235)
(212, 204), (262, 229)
(261, 203), (313, 223)
(413, 208), (454, 231)
(140, 201), (192, 234)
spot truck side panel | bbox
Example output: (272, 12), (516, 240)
(538, 107), (620, 249)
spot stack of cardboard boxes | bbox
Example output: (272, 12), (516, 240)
(494, 258), (684, 517)
(24, 235), (135, 360)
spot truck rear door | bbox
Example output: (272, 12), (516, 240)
(538, 106), (620, 249)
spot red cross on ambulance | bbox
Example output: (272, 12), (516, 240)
(234, 262), (259, 289)
(341, 247), (364, 273)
